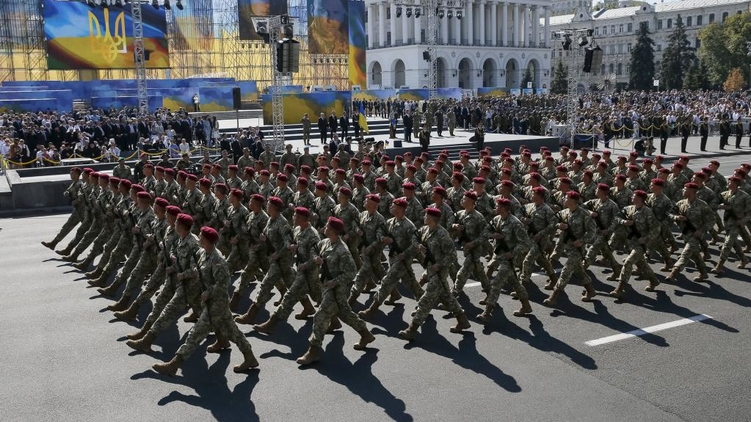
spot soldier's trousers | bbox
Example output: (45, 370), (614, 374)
(608, 228), (628, 254)
(454, 250), (489, 292)
(659, 222), (678, 250)
(586, 235), (619, 270)
(673, 236), (708, 274)
(82, 224), (114, 260)
(274, 269), (321, 321)
(71, 224), (107, 257)
(412, 269), (463, 326)
(346, 236), (362, 269)
(309, 285), (367, 348)
(148, 280), (201, 336)
(352, 248), (385, 295)
(217, 236), (231, 258)
(134, 259), (167, 306)
(107, 244), (141, 290)
(486, 260), (527, 309)
(225, 242), (250, 274)
(374, 258), (423, 305)
(51, 210), (82, 244)
(555, 246), (592, 291)
(520, 242), (556, 283)
(176, 301), (253, 360)
(618, 244), (656, 285)
(96, 233), (128, 272)
(254, 258), (295, 306)
(720, 225), (745, 262)
(234, 250), (269, 296)
(122, 251), (158, 298)
(64, 212), (93, 250)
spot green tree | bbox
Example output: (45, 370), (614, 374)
(660, 15), (695, 90)
(683, 60), (711, 90)
(629, 22), (656, 91)
(699, 12), (751, 87)
(521, 67), (534, 90)
(550, 60), (568, 94)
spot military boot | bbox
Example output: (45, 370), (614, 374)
(450, 313), (471, 333)
(253, 315), (280, 335)
(645, 275), (660, 292)
(235, 303), (259, 325)
(326, 317), (342, 334)
(660, 258), (675, 272)
(606, 265), (622, 281)
(476, 307), (493, 324)
(294, 297), (316, 320)
(97, 279), (122, 298)
(692, 272), (709, 283)
(73, 256), (94, 271)
(296, 345), (322, 365)
(183, 309), (200, 323)
(738, 255), (749, 269)
(357, 301), (380, 319)
(126, 332), (155, 353)
(207, 333), (230, 353)
(710, 259), (726, 274)
(114, 301), (141, 321)
(347, 291), (360, 307)
(384, 288), (402, 305)
(126, 321), (153, 340)
(666, 268), (680, 282)
(229, 292), (242, 312)
(513, 298), (533, 317)
(581, 283), (597, 302)
(87, 276), (108, 288)
(85, 266), (103, 280)
(543, 289), (563, 306)
(107, 295), (130, 312)
(55, 245), (73, 256)
(544, 274), (558, 290)
(398, 323), (419, 341)
(152, 355), (184, 376)
(61, 252), (80, 262)
(273, 286), (287, 307)
(41, 240), (57, 250)
(353, 329), (375, 350)
(233, 349), (259, 373)
(609, 282), (627, 298)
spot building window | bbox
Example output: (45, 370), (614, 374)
(619, 24), (623, 33)
(602, 26), (607, 35)
(627, 23), (633, 32)
(697, 15), (703, 25)
(657, 20), (663, 30)
(609, 63), (614, 74)
(617, 63), (623, 75)
(617, 44), (623, 54)
(686, 16), (692, 27)
(595, 27), (600, 35)
(709, 13), (715, 23)
(387, 8), (390, 19)
(601, 63), (606, 74)
(695, 38), (701, 49)
(723, 12), (729, 22)
(627, 43), (632, 52)
(610, 25), (615, 34)
(667, 19), (672, 29)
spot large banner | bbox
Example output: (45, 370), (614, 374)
(348, 0), (366, 88)
(43, 0), (169, 70)
(307, 0), (348, 55)
(172, 0), (214, 51)
(238, 0), (289, 41)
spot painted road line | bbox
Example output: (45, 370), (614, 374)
(585, 314), (713, 347)
(465, 270), (561, 289)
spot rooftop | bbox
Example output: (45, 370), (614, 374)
(546, 0), (750, 25)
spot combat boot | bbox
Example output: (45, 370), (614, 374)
(183, 309), (200, 323)
(229, 292), (242, 312)
(61, 252), (80, 263)
(581, 283), (597, 302)
(233, 349), (259, 373)
(660, 258), (675, 272)
(666, 268), (680, 282)
(398, 323), (419, 341)
(55, 245), (73, 256)
(294, 297), (316, 320)
(645, 275), (660, 292)
(152, 355), (184, 376)
(543, 289), (563, 307)
(41, 240), (57, 250)
(73, 256), (94, 270)
(450, 313), (471, 333)
(363, 280), (377, 293)
(358, 301), (380, 319)
(88, 276), (108, 288)
(544, 274), (558, 290)
(710, 259), (726, 274)
(326, 317), (342, 334)
(692, 272), (709, 283)
(107, 296), (130, 312)
(273, 286), (287, 307)
(296, 345), (321, 366)
(97, 281), (121, 298)
(609, 282), (627, 298)
(126, 321), (153, 340)
(384, 289), (402, 306)
(738, 255), (749, 269)
(85, 267), (103, 280)
(253, 315), (280, 335)
(114, 301), (141, 321)
(126, 332), (155, 353)
(606, 265), (622, 281)
(235, 303), (259, 325)
(207, 333), (230, 353)
(476, 307), (493, 324)
(513, 298), (533, 317)
(353, 329), (375, 350)
(347, 291), (360, 307)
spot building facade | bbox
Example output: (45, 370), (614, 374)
(364, 0), (554, 91)
(547, 0), (751, 91)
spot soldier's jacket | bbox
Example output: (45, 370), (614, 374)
(236, 155), (254, 173)
(196, 246), (230, 309)
(226, 175), (243, 190)
(332, 181), (352, 198)
(259, 180), (275, 198)
(294, 225), (321, 267)
(418, 224), (457, 271)
(454, 209), (488, 252)
(66, 179), (84, 210)
(113, 195), (132, 231)
(647, 192), (674, 223)
(135, 208), (157, 247)
(486, 214), (532, 257)
(259, 151), (276, 168)
(496, 193), (525, 220)
(557, 206), (596, 244)
(200, 193), (219, 227)
(358, 210), (386, 252)
(333, 201), (360, 235)
(667, 173), (689, 200)
(551, 190), (570, 211)
(293, 189), (316, 212)
(183, 188), (202, 218)
(618, 205), (660, 246)
(351, 186), (370, 211)
(385, 173), (403, 197)
(446, 185), (466, 213)
(610, 165), (628, 177)
(264, 215), (293, 260)
(241, 178), (260, 201)
(669, 198), (716, 233)
(696, 185), (719, 211)
(317, 238), (357, 287)
(592, 171), (614, 187)
(427, 202), (456, 228)
(112, 165), (132, 181)
(206, 197), (229, 231)
(625, 176), (648, 193)
(583, 198), (621, 235)
(153, 178), (167, 199)
(639, 169), (657, 186)
(245, 210), (270, 249)
(97, 187), (115, 223)
(227, 204), (250, 241)
(164, 180), (180, 205)
(174, 233), (202, 286)
(385, 216), (418, 262)
(280, 151), (297, 169)
(610, 186), (634, 209)
(404, 196), (425, 228)
(475, 192), (495, 221)
(142, 175), (157, 195)
(720, 189), (751, 225)
(313, 195), (336, 228)
(568, 170), (583, 186)
(710, 173), (727, 195)
(376, 190), (395, 217)
(523, 202), (557, 240)
(577, 182), (597, 202)
(361, 171), (376, 192)
(149, 215), (169, 253)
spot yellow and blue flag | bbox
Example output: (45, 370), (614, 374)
(359, 103), (369, 134)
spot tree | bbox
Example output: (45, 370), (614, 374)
(724, 67), (746, 92)
(660, 15), (695, 90)
(521, 67), (534, 90)
(629, 22), (656, 91)
(551, 60), (568, 94)
(699, 12), (751, 87)
(683, 60), (711, 90)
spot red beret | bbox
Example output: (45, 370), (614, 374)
(284, 164), (295, 171)
(200, 226), (220, 244)
(230, 188), (244, 199)
(362, 160), (372, 166)
(109, 177), (120, 185)
(250, 193), (265, 203)
(317, 166), (329, 173)
(709, 160), (720, 166)
(229, 165), (238, 171)
(701, 167), (713, 175)
(729, 176), (743, 183)
(203, 164), (212, 170)
(164, 168), (175, 176)
(633, 190), (648, 199)
(529, 172), (541, 181)
(556, 165), (568, 172)
(558, 177), (572, 185)
(597, 183), (610, 191)
(464, 191), (478, 201)
(617, 156), (627, 161)
(529, 162), (540, 168)
(270, 162), (279, 168)
(658, 168), (670, 174)
(673, 162), (685, 170)
(268, 196), (284, 208)
(501, 179), (515, 187)
(297, 177), (309, 187)
(532, 186), (547, 195)
(119, 179), (132, 188)
(568, 151), (578, 157)
(428, 168), (439, 175)
(425, 207), (442, 218)
(393, 197), (408, 208)
(332, 157), (341, 163)
(339, 187), (352, 197)
(415, 157), (425, 164)
(137, 191), (152, 200)
(615, 174), (627, 181)
(651, 178), (665, 186)
(214, 183), (228, 194)
(154, 197), (169, 208)
(244, 167), (255, 176)
(385, 161), (395, 167)
(301, 165), (312, 173)
(353, 174), (365, 183)
(495, 197), (511, 207)
(71, 167), (82, 174)
(375, 177), (388, 188)
(402, 182), (416, 191)
(597, 161), (608, 168)
(83, 168), (94, 174)
(99, 173), (110, 181)
(583, 170), (593, 178)
(628, 165), (640, 172)
(481, 165), (492, 172)
(294, 207), (311, 218)
(433, 186), (447, 197)
(166, 205), (181, 216)
(629, 151), (639, 157)
(177, 170), (188, 178)
(277, 174), (289, 182)
(602, 150), (611, 155)
(335, 168), (346, 176)
(144, 163), (154, 170)
(131, 184), (145, 193)
(326, 216), (346, 234)
(684, 182), (699, 190)
(315, 181), (328, 191)
(199, 178), (212, 187)
(366, 193), (381, 203)
(176, 213), (194, 228)
(452, 172), (464, 182)
(680, 155), (690, 161)
(566, 191), (581, 200)
(643, 158), (654, 164)
(350, 157), (360, 164)
(406, 164), (417, 172)
(140, 152), (148, 158)
(472, 177), (486, 184)
(260, 169), (270, 176)
(187, 174), (199, 182)
(693, 171), (706, 180)
(155, 166), (164, 172)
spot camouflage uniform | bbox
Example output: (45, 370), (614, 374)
(334, 201), (362, 268)
(241, 178), (260, 202)
(50, 179), (84, 244)
(373, 216), (423, 304)
(313, 195), (336, 231)
(132, 219), (175, 308)
(224, 203), (251, 273)
(254, 215), (295, 306)
(519, 202), (558, 283)
(164, 180), (181, 205)
(92, 194), (132, 275)
(70, 186), (114, 259)
(554, 206), (597, 291)
(272, 185), (296, 220)
(615, 204), (660, 289)
(212, 198), (232, 256)
(647, 192), (676, 259)
(64, 182), (98, 251)
(484, 214), (531, 309)
(403, 196), (425, 229)
(583, 198), (622, 271)
(293, 189), (316, 212)
(453, 209), (490, 293)
(120, 208), (159, 299)
(669, 198), (715, 275)
(235, 210), (270, 296)
(718, 189), (751, 262)
(351, 210), (387, 296)
(274, 225), (322, 320)
(182, 188), (203, 225)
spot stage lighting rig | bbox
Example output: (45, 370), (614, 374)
(175, 0), (183, 10)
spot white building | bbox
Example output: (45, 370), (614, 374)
(364, 0), (554, 91)
(547, 0), (751, 91)
(552, 0), (593, 17)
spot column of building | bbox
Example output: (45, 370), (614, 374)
(378, 2), (386, 48)
(367, 3), (375, 48)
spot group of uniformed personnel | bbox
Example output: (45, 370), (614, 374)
(42, 142), (751, 375)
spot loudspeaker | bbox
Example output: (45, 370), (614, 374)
(583, 46), (603, 73)
(232, 87), (242, 110)
(392, 140), (403, 147)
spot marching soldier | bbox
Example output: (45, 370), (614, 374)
(230, 194), (270, 312)
(712, 176), (751, 274)
(349, 194), (387, 305)
(583, 184), (622, 280)
(666, 183), (715, 283)
(42, 167), (84, 251)
(519, 187), (558, 287)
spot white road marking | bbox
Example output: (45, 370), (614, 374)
(465, 270), (560, 288)
(585, 314), (713, 347)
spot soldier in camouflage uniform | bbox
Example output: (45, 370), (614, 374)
(351, 174), (370, 211)
(402, 182), (425, 229)
(334, 187), (362, 268)
(241, 167), (260, 201)
(479, 198), (533, 323)
(230, 194), (270, 312)
(312, 181), (336, 233)
(42, 167), (84, 250)
(210, 184), (232, 256)
(163, 168), (180, 205)
(235, 196), (295, 324)
(197, 178), (218, 233)
(293, 177), (316, 212)
(519, 187), (558, 287)
(446, 172), (467, 213)
(78, 177), (127, 275)
(452, 191), (491, 295)
(399, 208), (471, 340)
(712, 176), (751, 274)
(666, 183), (715, 283)
(181, 174), (203, 227)
(375, 178), (395, 216)
(296, 217), (375, 366)
(64, 174), (115, 265)
(349, 194), (387, 305)
(582, 184), (622, 280)
(253, 207), (321, 334)
(647, 178), (677, 269)
(152, 227), (259, 376)
(610, 191), (661, 297)
(226, 165), (243, 190)
(272, 174), (295, 221)
(224, 189), (251, 274)
(55, 169), (97, 256)
(126, 213), (202, 354)
(544, 191), (598, 307)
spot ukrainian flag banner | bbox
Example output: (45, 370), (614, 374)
(359, 103), (369, 134)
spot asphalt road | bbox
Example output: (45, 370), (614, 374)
(2, 154), (751, 422)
